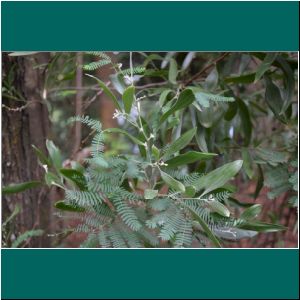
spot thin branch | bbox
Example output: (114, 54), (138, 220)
(183, 52), (229, 87)
(2, 100), (44, 112)
(48, 86), (99, 93)
(135, 81), (171, 89)
(83, 81), (111, 111)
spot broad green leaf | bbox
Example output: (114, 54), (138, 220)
(2, 181), (42, 195)
(110, 73), (126, 94)
(189, 107), (209, 152)
(159, 89), (173, 107)
(142, 53), (164, 67)
(54, 201), (85, 212)
(186, 206), (221, 247)
(160, 89), (195, 124)
(166, 116), (180, 130)
(276, 56), (295, 113)
(162, 128), (196, 159)
(254, 164), (264, 199)
(252, 52), (298, 70)
(165, 151), (217, 167)
(255, 52), (277, 82)
(227, 197), (254, 208)
(122, 86), (135, 114)
(46, 140), (63, 170)
(140, 116), (151, 137)
(195, 127), (208, 152)
(222, 184), (237, 193)
(240, 204), (262, 220)
(86, 74), (121, 111)
(184, 186), (196, 197)
(237, 221), (286, 232)
(213, 227), (257, 241)
(188, 87), (206, 107)
(204, 68), (219, 90)
(60, 168), (87, 191)
(161, 52), (175, 68)
(103, 128), (145, 146)
(206, 200), (230, 217)
(9, 52), (39, 56)
(242, 148), (254, 179)
(44, 172), (60, 186)
(151, 145), (160, 161)
(194, 160), (243, 196)
(224, 72), (255, 84)
(168, 58), (178, 84)
(145, 69), (168, 78)
(144, 189), (158, 200)
(196, 106), (214, 128)
(264, 75), (285, 123)
(160, 171), (185, 193)
(182, 52), (195, 70)
(224, 101), (238, 121)
(237, 98), (252, 146)
(32, 145), (51, 167)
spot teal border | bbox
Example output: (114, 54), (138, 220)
(1, 249), (299, 299)
(1, 1), (299, 299)
(1, 1), (299, 51)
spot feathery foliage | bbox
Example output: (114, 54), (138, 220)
(10, 52), (294, 248)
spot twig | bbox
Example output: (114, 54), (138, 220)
(135, 81), (172, 89)
(83, 82), (110, 110)
(2, 100), (44, 112)
(183, 52), (229, 87)
(48, 86), (99, 93)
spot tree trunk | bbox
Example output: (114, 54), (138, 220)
(2, 52), (51, 247)
(96, 52), (118, 129)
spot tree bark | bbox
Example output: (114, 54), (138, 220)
(96, 52), (118, 129)
(2, 52), (51, 247)
(72, 52), (83, 155)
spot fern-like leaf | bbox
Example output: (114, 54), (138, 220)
(120, 66), (145, 76)
(69, 115), (102, 132)
(65, 190), (104, 207)
(86, 52), (111, 60)
(83, 60), (111, 71)
(110, 194), (142, 231)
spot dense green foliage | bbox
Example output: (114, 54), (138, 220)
(2, 52), (298, 248)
